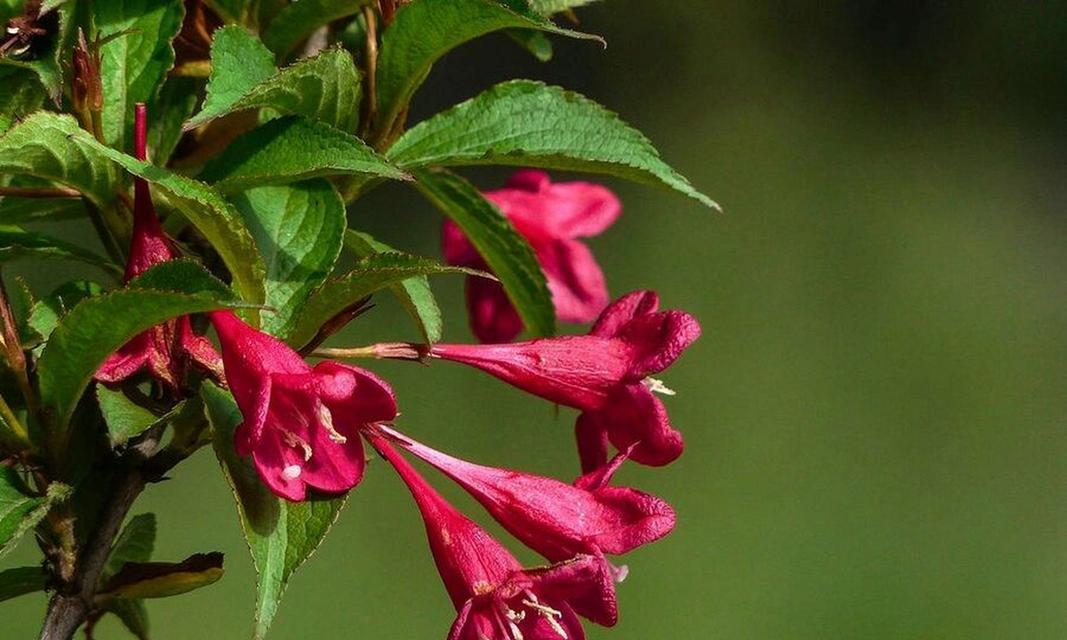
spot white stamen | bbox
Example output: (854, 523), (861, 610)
(283, 431), (313, 461)
(642, 377), (676, 396)
(521, 594), (567, 639)
(610, 563), (629, 583)
(6, 26), (19, 35)
(282, 464), (302, 480)
(317, 403), (347, 443)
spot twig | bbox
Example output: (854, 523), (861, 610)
(0, 186), (82, 198)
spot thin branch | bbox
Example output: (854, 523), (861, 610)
(0, 186), (82, 198)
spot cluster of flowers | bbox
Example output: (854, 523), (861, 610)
(99, 106), (700, 639)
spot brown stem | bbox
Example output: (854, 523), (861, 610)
(359, 5), (378, 139)
(0, 186), (82, 198)
(313, 342), (430, 362)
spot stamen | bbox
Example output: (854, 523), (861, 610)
(283, 431), (313, 461)
(6, 26), (19, 35)
(521, 592), (567, 639)
(642, 376), (676, 396)
(282, 465), (302, 480)
(316, 403), (347, 443)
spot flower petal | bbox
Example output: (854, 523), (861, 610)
(618, 309), (702, 377)
(251, 427), (309, 501)
(578, 385), (684, 468)
(539, 239), (610, 324)
(465, 276), (525, 344)
(590, 290), (660, 338)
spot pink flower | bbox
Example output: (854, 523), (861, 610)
(368, 435), (618, 640)
(371, 424), (675, 564)
(96, 104), (222, 391)
(210, 311), (397, 501)
(431, 291), (700, 472)
(443, 170), (621, 343)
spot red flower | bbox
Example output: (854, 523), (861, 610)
(431, 291), (700, 472)
(96, 104), (223, 391)
(371, 424), (675, 564)
(443, 170), (620, 343)
(210, 311), (397, 501)
(368, 435), (618, 640)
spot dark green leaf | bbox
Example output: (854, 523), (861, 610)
(189, 26), (276, 129)
(0, 1), (74, 99)
(199, 117), (408, 192)
(343, 229), (442, 343)
(389, 80), (717, 208)
(147, 76), (200, 165)
(100, 552), (223, 599)
(529, 0), (600, 13)
(36, 264), (241, 432)
(104, 513), (157, 579)
(373, 0), (601, 140)
(95, 0), (185, 151)
(0, 467), (70, 559)
(0, 197), (85, 224)
(126, 259), (234, 299)
(412, 168), (555, 337)
(288, 249), (486, 349)
(106, 599), (150, 640)
(27, 280), (105, 346)
(0, 67), (45, 135)
(263, 0), (373, 59)
(186, 46), (362, 133)
(97, 388), (174, 447)
(0, 566), (46, 602)
(203, 383), (346, 640)
(231, 180), (346, 337)
(0, 224), (120, 275)
(506, 29), (554, 62)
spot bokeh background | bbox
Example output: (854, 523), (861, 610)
(7, 1), (1067, 638)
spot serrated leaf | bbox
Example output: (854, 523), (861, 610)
(189, 26), (276, 128)
(105, 513), (157, 579)
(389, 80), (717, 208)
(101, 552), (223, 599)
(0, 467), (70, 559)
(288, 250), (486, 349)
(0, 197), (85, 224)
(0, 224), (120, 275)
(36, 262), (241, 433)
(97, 388), (176, 447)
(373, 0), (601, 141)
(529, 0), (600, 14)
(0, 67), (45, 135)
(199, 116), (408, 192)
(0, 112), (121, 209)
(263, 0), (373, 59)
(0, 0), (74, 99)
(343, 229), (442, 343)
(126, 259), (234, 299)
(0, 566), (46, 602)
(231, 180), (345, 337)
(412, 168), (555, 338)
(95, 0), (185, 151)
(203, 383), (346, 640)
(0, 113), (267, 300)
(186, 47), (362, 133)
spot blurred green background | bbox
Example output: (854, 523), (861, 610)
(7, 1), (1067, 638)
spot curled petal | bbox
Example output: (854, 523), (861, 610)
(539, 239), (610, 324)
(590, 290), (661, 338)
(313, 361), (397, 424)
(577, 385), (684, 468)
(618, 310), (702, 378)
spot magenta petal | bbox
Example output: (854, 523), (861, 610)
(618, 309), (702, 378)
(251, 428), (309, 501)
(574, 416), (611, 475)
(313, 361), (397, 424)
(526, 555), (618, 627)
(441, 219), (481, 266)
(465, 276), (524, 343)
(590, 290), (661, 338)
(539, 239), (610, 324)
(579, 385), (684, 467)
(538, 181), (621, 239)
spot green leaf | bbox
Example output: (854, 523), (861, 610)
(0, 224), (120, 275)
(412, 168), (555, 337)
(97, 388), (175, 447)
(0, 112), (121, 209)
(263, 0), (373, 59)
(0, 566), (46, 602)
(343, 229), (442, 343)
(147, 76), (200, 165)
(189, 26), (277, 129)
(203, 383), (346, 640)
(0, 1), (74, 99)
(0, 467), (70, 559)
(231, 180), (345, 337)
(288, 250), (486, 349)
(95, 0), (185, 151)
(106, 599), (150, 640)
(100, 552), (224, 599)
(27, 280), (105, 346)
(506, 28), (554, 62)
(0, 197), (85, 224)
(104, 513), (157, 579)
(126, 258), (234, 299)
(0, 67), (45, 135)
(529, 0), (600, 13)
(0, 112), (267, 300)
(199, 117), (408, 192)
(185, 47), (362, 133)
(389, 80), (717, 208)
(373, 0), (601, 140)
(36, 262), (241, 432)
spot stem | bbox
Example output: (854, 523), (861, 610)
(313, 342), (429, 361)
(39, 470), (146, 640)
(359, 5), (378, 140)
(0, 186), (82, 198)
(0, 392), (30, 447)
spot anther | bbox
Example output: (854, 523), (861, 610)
(642, 376), (676, 396)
